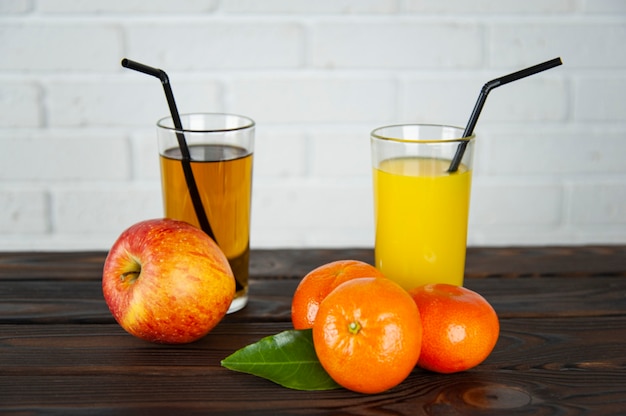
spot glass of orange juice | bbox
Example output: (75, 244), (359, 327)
(157, 113), (255, 313)
(370, 124), (475, 291)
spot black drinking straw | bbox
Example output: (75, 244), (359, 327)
(121, 58), (216, 242)
(448, 57), (563, 172)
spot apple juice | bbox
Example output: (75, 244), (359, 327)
(159, 144), (253, 303)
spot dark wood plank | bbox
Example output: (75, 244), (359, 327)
(0, 249), (369, 281)
(249, 245), (626, 280)
(249, 248), (376, 279)
(0, 251), (106, 281)
(1, 247), (625, 414)
(1, 317), (624, 414)
(2, 245), (626, 282)
(464, 245), (626, 278)
(1, 275), (625, 325)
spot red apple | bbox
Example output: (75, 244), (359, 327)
(102, 218), (235, 344)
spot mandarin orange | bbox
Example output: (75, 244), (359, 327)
(313, 277), (422, 394)
(291, 260), (386, 329)
(409, 283), (499, 374)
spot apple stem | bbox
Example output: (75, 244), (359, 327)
(120, 271), (140, 284)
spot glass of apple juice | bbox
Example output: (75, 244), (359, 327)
(157, 113), (255, 313)
(370, 124), (475, 291)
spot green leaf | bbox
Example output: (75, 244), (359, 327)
(221, 329), (341, 391)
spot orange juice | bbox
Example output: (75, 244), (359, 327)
(160, 144), (253, 298)
(373, 157), (471, 290)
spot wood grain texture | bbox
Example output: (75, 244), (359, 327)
(1, 276), (624, 324)
(2, 245), (625, 281)
(0, 247), (625, 414)
(1, 318), (624, 414)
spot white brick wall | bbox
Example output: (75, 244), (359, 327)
(1, 1), (625, 251)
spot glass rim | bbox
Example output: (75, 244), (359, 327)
(157, 112), (255, 133)
(370, 123), (475, 144)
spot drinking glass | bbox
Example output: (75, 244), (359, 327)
(371, 124), (475, 290)
(157, 113), (254, 313)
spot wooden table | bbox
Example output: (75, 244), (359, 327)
(1, 246), (625, 414)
